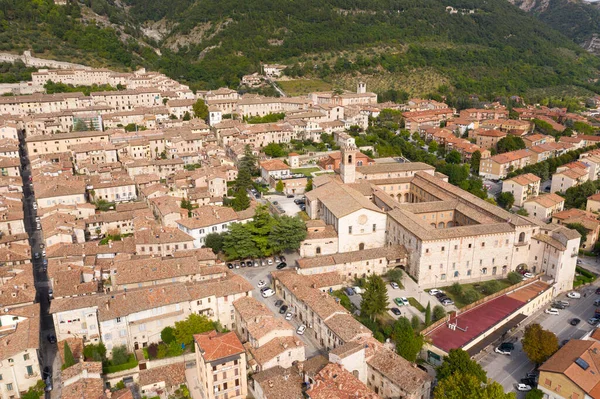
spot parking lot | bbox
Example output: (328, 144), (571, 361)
(477, 283), (600, 397)
(264, 194), (304, 216)
(229, 252), (324, 358)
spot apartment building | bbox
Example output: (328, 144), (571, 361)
(86, 175), (137, 203)
(177, 205), (242, 248)
(523, 194), (565, 222)
(479, 149), (532, 180)
(551, 167), (589, 194)
(552, 208), (599, 250)
(0, 306), (41, 399)
(307, 363), (379, 399)
(194, 330), (248, 399)
(90, 88), (163, 111)
(260, 159), (291, 183)
(502, 173), (541, 207)
(134, 227), (194, 256)
(35, 177), (87, 209)
(26, 130), (110, 155)
(587, 193), (600, 213)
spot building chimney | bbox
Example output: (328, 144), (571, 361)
(105, 301), (110, 310)
(338, 384), (343, 390)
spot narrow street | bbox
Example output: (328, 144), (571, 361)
(17, 129), (60, 398)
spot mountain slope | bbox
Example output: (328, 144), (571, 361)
(509, 0), (600, 55)
(1, 0), (600, 98)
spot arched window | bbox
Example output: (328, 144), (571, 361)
(519, 232), (525, 243)
(359, 243), (365, 251)
(438, 222), (445, 229)
(316, 247), (321, 255)
(454, 271), (459, 278)
(348, 154), (353, 164)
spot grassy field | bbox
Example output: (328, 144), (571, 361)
(408, 297), (426, 312)
(277, 79), (333, 96)
(291, 167), (321, 177)
(435, 279), (515, 309)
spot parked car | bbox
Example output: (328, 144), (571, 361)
(557, 300), (569, 307)
(495, 346), (511, 355)
(34, 252), (40, 259)
(267, 258), (273, 265)
(41, 249), (46, 257)
(296, 324), (306, 335)
(545, 308), (559, 315)
(285, 312), (293, 320)
(429, 289), (443, 296)
(276, 262), (287, 270)
(596, 287), (600, 295)
(577, 259), (583, 265)
(47, 334), (57, 344)
(32, 202), (37, 210)
(552, 302), (566, 310)
(437, 295), (450, 304)
(227, 263), (234, 269)
(391, 307), (401, 316)
(234, 262), (240, 269)
(253, 260), (259, 267)
(498, 342), (515, 352)
(353, 286), (363, 294)
(394, 298), (404, 306)
(279, 305), (288, 314)
(257, 280), (266, 288)
(287, 194), (294, 198)
(44, 376), (53, 392)
(400, 297), (409, 306)
(567, 292), (581, 299)
(48, 289), (54, 300)
(516, 384), (532, 392)
(441, 298), (454, 306)
(275, 300), (283, 307)
(570, 318), (581, 326)
(294, 199), (305, 205)
(262, 288), (275, 298)
(36, 222), (41, 230)
(344, 287), (355, 296)
(588, 317), (600, 325)
(523, 273), (534, 279)
(435, 292), (446, 299)
(42, 366), (51, 380)
(273, 201), (279, 206)
(520, 378), (536, 386)
(261, 259), (267, 266)
(390, 282), (399, 289)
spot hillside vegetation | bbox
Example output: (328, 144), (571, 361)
(1, 0), (600, 98)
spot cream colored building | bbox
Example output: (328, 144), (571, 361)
(523, 193), (565, 222)
(0, 306), (41, 399)
(26, 130), (110, 155)
(502, 173), (541, 207)
(587, 193), (600, 213)
(479, 149), (532, 180)
(194, 330), (248, 399)
(35, 177), (87, 209)
(551, 167), (589, 194)
(87, 175), (137, 203)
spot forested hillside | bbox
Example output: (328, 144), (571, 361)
(509, 0), (600, 53)
(1, 0), (600, 98)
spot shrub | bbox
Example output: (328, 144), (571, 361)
(111, 345), (129, 366)
(462, 289), (480, 304)
(449, 282), (463, 296)
(157, 343), (169, 359)
(147, 343), (159, 359)
(161, 326), (176, 344)
(83, 343), (106, 362)
(411, 315), (421, 331)
(433, 305), (446, 321)
(386, 269), (403, 285)
(481, 280), (502, 295)
(507, 271), (523, 285)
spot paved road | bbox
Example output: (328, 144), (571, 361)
(17, 130), (60, 398)
(477, 283), (600, 397)
(229, 252), (324, 358)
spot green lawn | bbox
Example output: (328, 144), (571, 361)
(408, 297), (425, 312)
(291, 167), (321, 177)
(277, 79), (333, 96)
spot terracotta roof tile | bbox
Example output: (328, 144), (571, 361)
(194, 330), (244, 362)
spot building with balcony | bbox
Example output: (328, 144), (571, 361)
(502, 173), (541, 207)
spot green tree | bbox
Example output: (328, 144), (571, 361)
(204, 232), (226, 253)
(496, 192), (515, 210)
(471, 150), (481, 174)
(434, 372), (516, 399)
(73, 119), (89, 132)
(223, 223), (258, 259)
(507, 271), (523, 285)
(111, 345), (129, 366)
(482, 280), (502, 295)
(193, 99), (209, 120)
(450, 282), (464, 297)
(263, 143), (287, 157)
(446, 150), (462, 164)
(517, 208), (529, 216)
(83, 343), (107, 362)
(161, 326), (176, 344)
(386, 268), (403, 285)
(275, 179), (284, 193)
(361, 275), (389, 320)
(497, 136), (526, 154)
(173, 314), (216, 347)
(566, 223), (587, 243)
(21, 380), (45, 399)
(522, 323), (559, 365)
(437, 349), (487, 383)
(183, 111), (191, 121)
(268, 215), (307, 253)
(232, 188), (250, 211)
(392, 317), (424, 362)
(62, 342), (76, 369)
(411, 315), (421, 331)
(305, 178), (313, 192)
(433, 305), (446, 321)
(425, 302), (432, 326)
(525, 389), (544, 399)
(428, 140), (438, 154)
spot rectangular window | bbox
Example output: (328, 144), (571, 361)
(348, 226), (352, 234)
(372, 224), (376, 232)
(26, 366), (33, 376)
(23, 354), (29, 361)
(6, 384), (12, 391)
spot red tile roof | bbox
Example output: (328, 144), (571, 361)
(194, 330), (244, 362)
